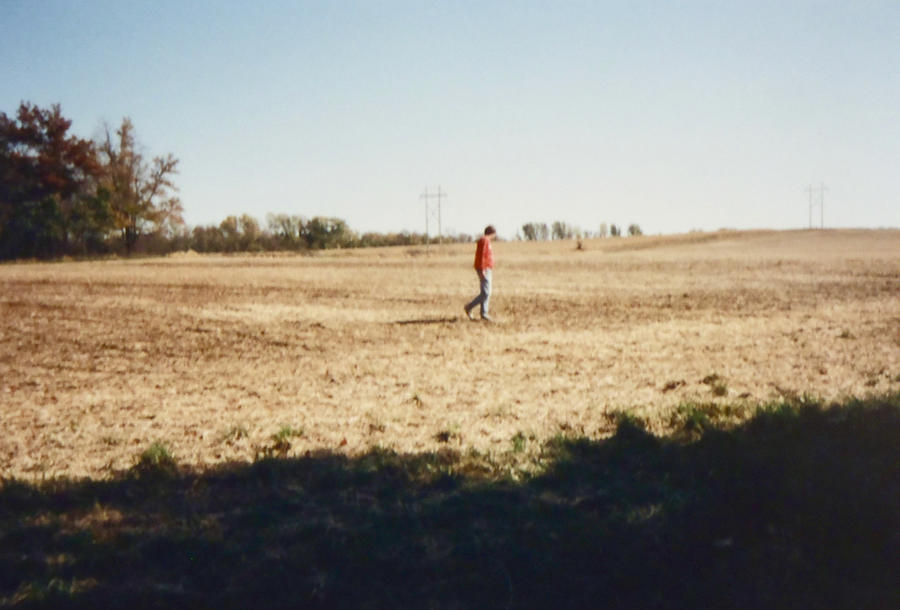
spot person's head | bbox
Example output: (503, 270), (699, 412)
(484, 225), (496, 239)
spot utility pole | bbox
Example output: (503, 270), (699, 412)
(806, 183), (826, 229)
(819, 182), (826, 229)
(807, 185), (813, 229)
(420, 187), (446, 247)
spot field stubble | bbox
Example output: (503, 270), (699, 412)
(1, 229), (898, 478)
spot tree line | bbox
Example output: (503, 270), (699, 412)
(3, 102), (644, 260)
(519, 221), (642, 241)
(0, 102), (476, 260)
(187, 214), (472, 254)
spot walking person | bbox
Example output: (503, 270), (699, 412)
(464, 225), (497, 322)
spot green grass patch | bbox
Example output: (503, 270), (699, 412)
(511, 431), (527, 453)
(220, 425), (248, 443)
(131, 441), (178, 479)
(1, 393), (898, 608)
(256, 425), (304, 459)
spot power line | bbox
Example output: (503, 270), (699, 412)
(420, 186), (446, 246)
(806, 183), (826, 229)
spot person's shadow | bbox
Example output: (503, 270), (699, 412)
(393, 317), (459, 325)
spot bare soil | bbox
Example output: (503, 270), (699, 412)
(2, 229), (898, 479)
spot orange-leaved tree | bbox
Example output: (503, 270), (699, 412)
(0, 102), (107, 259)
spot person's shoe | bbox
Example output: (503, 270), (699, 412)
(464, 305), (476, 320)
(481, 314), (493, 323)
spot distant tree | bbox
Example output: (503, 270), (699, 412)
(304, 216), (353, 249)
(521, 223), (539, 241)
(166, 227), (193, 253)
(522, 222), (554, 241)
(610, 224), (620, 237)
(552, 221), (577, 240)
(266, 213), (307, 250)
(237, 214), (261, 251)
(598, 222), (608, 238)
(0, 102), (106, 259)
(358, 230), (427, 247)
(218, 215), (240, 252)
(551, 221), (565, 240)
(191, 225), (224, 252)
(628, 223), (643, 236)
(522, 223), (541, 241)
(97, 118), (183, 254)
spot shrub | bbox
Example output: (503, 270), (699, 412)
(132, 441), (178, 478)
(257, 425), (304, 459)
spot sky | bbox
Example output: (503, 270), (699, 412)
(3, 0), (899, 238)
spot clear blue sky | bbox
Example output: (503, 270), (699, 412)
(3, 0), (899, 237)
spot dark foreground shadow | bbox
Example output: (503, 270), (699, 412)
(2, 395), (899, 609)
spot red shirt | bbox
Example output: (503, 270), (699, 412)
(473, 236), (494, 270)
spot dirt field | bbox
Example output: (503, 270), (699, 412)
(2, 229), (898, 479)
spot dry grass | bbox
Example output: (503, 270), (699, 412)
(2, 229), (898, 479)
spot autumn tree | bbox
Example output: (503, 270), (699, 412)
(218, 215), (240, 251)
(97, 118), (183, 254)
(190, 224), (226, 252)
(0, 102), (108, 259)
(266, 213), (307, 249)
(237, 214), (261, 251)
(303, 216), (353, 249)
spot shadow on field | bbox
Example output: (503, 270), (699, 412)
(2, 395), (899, 609)
(394, 317), (460, 325)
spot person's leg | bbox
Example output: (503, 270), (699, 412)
(465, 271), (485, 317)
(480, 269), (492, 318)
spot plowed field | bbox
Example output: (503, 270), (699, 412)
(2, 229), (898, 478)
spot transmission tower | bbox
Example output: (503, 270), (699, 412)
(420, 187), (446, 246)
(806, 183), (826, 229)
